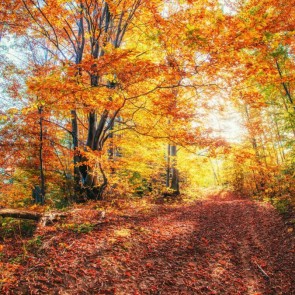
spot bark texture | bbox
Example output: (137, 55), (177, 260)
(0, 209), (42, 221)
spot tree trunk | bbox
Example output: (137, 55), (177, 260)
(38, 106), (45, 205)
(70, 1), (135, 201)
(169, 145), (180, 194)
(71, 107), (113, 202)
(166, 144), (171, 187)
(209, 158), (220, 186)
(71, 110), (82, 201)
(276, 60), (294, 107)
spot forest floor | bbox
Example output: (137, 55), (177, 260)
(0, 191), (294, 294)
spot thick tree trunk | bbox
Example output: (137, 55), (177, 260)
(71, 108), (112, 202)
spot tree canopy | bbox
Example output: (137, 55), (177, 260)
(0, 0), (294, 207)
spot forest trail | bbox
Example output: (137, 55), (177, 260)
(4, 192), (295, 294)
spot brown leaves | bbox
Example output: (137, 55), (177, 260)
(1, 193), (294, 294)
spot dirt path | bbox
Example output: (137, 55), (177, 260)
(3, 192), (295, 294)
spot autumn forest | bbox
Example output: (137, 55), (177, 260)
(0, 0), (294, 294)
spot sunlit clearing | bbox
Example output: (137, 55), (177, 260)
(208, 108), (245, 143)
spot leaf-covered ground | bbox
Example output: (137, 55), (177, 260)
(1, 192), (294, 294)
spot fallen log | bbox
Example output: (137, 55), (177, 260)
(0, 208), (105, 226)
(0, 209), (68, 226)
(0, 209), (42, 221)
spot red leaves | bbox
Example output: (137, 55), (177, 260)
(201, 237), (209, 246)
(145, 261), (153, 268)
(1, 191), (294, 294)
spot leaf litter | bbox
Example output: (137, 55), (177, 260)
(0, 192), (294, 294)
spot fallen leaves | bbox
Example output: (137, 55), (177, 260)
(1, 193), (294, 294)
